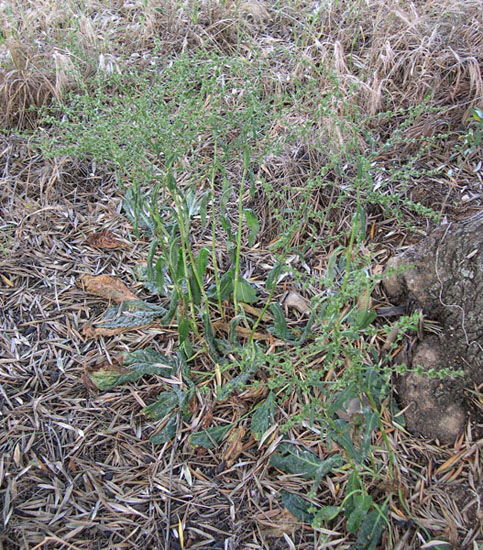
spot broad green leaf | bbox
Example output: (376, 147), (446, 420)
(150, 415), (177, 444)
(185, 188), (201, 219)
(165, 165), (177, 193)
(266, 262), (283, 291)
(360, 411), (379, 459)
(281, 491), (314, 523)
(208, 268), (234, 301)
(214, 338), (234, 355)
(154, 257), (166, 295)
(229, 314), (242, 345)
(251, 391), (275, 441)
(123, 347), (176, 373)
(160, 291), (179, 325)
(178, 315), (190, 342)
(123, 187), (154, 236)
(146, 238), (159, 281)
(178, 316), (193, 358)
(189, 424), (232, 449)
(89, 347), (174, 390)
(220, 215), (233, 240)
(351, 309), (377, 329)
(329, 419), (364, 464)
(364, 368), (388, 406)
(243, 208), (259, 247)
(470, 107), (483, 122)
(195, 247), (210, 281)
(353, 204), (367, 241)
(236, 277), (258, 304)
(345, 471), (361, 517)
(269, 303), (294, 342)
(199, 191), (211, 226)
(201, 311), (219, 359)
(220, 178), (232, 214)
(143, 390), (182, 420)
(133, 263), (159, 294)
(94, 300), (167, 332)
(346, 493), (373, 533)
(270, 443), (343, 480)
(217, 363), (257, 401)
(328, 386), (358, 418)
(324, 246), (344, 286)
(351, 507), (386, 550)
(314, 505), (341, 523)
(189, 268), (202, 305)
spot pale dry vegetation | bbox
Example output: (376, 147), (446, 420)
(1, 1), (482, 549)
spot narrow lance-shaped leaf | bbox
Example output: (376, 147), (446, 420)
(189, 268), (202, 305)
(243, 208), (259, 247)
(195, 247), (210, 282)
(217, 363), (257, 401)
(351, 507), (387, 550)
(269, 303), (294, 343)
(91, 300), (167, 335)
(178, 315), (193, 358)
(154, 257), (166, 295)
(314, 506), (341, 523)
(324, 246), (344, 286)
(150, 415), (177, 445)
(207, 268), (234, 301)
(281, 491), (315, 524)
(143, 390), (182, 420)
(199, 190), (211, 226)
(270, 442), (343, 480)
(146, 238), (159, 282)
(220, 177), (232, 215)
(346, 493), (373, 534)
(189, 424), (232, 449)
(266, 262), (283, 291)
(202, 310), (217, 358)
(89, 347), (175, 390)
(251, 391), (275, 441)
(236, 277), (258, 304)
(185, 188), (201, 219)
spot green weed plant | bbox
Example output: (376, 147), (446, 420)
(39, 48), (442, 548)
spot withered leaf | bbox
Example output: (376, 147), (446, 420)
(85, 347), (176, 391)
(222, 426), (246, 468)
(284, 292), (311, 315)
(87, 230), (128, 249)
(82, 274), (137, 302)
(84, 358), (129, 391)
(82, 300), (167, 337)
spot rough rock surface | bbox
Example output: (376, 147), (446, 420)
(384, 212), (482, 443)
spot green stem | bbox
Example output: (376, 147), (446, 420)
(233, 143), (250, 317)
(210, 142), (224, 318)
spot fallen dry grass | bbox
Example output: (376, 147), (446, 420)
(1, 0), (482, 548)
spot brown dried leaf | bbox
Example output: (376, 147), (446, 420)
(82, 322), (155, 338)
(222, 426), (246, 468)
(201, 408), (214, 429)
(81, 274), (137, 302)
(86, 230), (128, 249)
(284, 292), (311, 315)
(83, 358), (130, 390)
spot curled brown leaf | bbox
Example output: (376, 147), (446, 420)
(81, 274), (137, 302)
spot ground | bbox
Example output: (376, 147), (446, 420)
(1, 1), (482, 549)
